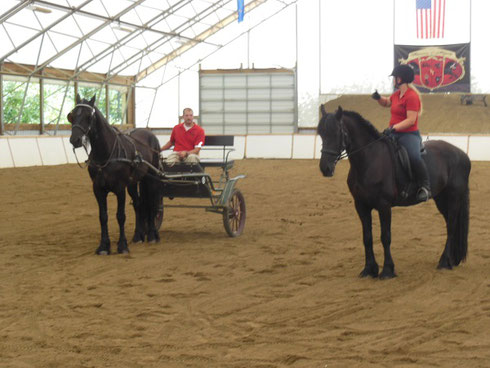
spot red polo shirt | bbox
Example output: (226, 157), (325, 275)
(170, 123), (205, 152)
(389, 88), (421, 132)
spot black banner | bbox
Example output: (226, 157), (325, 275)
(394, 44), (470, 93)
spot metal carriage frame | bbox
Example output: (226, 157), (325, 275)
(155, 135), (246, 237)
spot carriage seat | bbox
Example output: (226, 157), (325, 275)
(160, 135), (236, 172)
(199, 135), (235, 170)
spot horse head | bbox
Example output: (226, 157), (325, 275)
(68, 94), (97, 148)
(317, 105), (345, 177)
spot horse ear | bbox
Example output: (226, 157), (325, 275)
(76, 93), (81, 104)
(320, 104), (327, 117)
(89, 95), (96, 106)
(335, 106), (343, 121)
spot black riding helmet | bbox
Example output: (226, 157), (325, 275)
(390, 64), (415, 84)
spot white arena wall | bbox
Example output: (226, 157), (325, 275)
(1, 134), (490, 169)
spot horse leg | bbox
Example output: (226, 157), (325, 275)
(434, 189), (469, 269)
(355, 200), (378, 278)
(433, 193), (452, 269)
(378, 206), (396, 279)
(93, 185), (110, 255)
(128, 183), (145, 243)
(144, 179), (160, 244)
(115, 187), (129, 254)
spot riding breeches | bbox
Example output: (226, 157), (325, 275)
(393, 131), (430, 187)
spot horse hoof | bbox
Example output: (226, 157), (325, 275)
(359, 271), (378, 278)
(96, 250), (110, 255)
(132, 236), (144, 244)
(118, 249), (130, 254)
(379, 272), (397, 280)
(147, 235), (160, 244)
(359, 265), (379, 278)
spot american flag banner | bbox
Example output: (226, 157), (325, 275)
(416, 0), (446, 39)
(395, 0), (469, 46)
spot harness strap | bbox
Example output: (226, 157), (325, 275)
(75, 103), (95, 116)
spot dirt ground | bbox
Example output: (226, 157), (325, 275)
(0, 158), (489, 368)
(1, 94), (489, 367)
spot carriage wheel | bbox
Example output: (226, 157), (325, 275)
(155, 197), (164, 231)
(223, 189), (246, 237)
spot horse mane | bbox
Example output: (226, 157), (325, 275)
(343, 110), (382, 139)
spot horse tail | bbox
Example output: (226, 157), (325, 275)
(453, 185), (469, 266)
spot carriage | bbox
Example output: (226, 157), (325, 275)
(155, 135), (246, 237)
(68, 96), (246, 255)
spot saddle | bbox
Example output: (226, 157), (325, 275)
(385, 136), (425, 202)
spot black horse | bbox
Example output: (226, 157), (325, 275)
(317, 105), (470, 278)
(68, 94), (162, 255)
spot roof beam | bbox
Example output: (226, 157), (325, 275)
(27, 0), (146, 77)
(102, 0), (231, 81)
(136, 0), (267, 82)
(32, 0), (180, 38)
(0, 0), (31, 25)
(0, 0), (93, 63)
(70, 0), (192, 79)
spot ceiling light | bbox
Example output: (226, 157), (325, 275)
(27, 5), (52, 14)
(112, 24), (133, 33)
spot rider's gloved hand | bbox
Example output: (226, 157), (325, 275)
(383, 126), (395, 135)
(371, 90), (381, 100)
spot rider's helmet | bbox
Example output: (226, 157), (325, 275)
(390, 64), (415, 84)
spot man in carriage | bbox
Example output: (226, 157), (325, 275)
(160, 107), (205, 164)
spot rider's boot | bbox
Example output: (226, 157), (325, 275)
(413, 159), (431, 202)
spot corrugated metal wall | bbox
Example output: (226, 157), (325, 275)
(199, 69), (297, 134)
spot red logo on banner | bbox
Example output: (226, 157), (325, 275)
(399, 47), (466, 91)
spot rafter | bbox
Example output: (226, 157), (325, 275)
(136, 0), (267, 82)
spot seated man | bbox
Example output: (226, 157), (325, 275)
(160, 107), (205, 165)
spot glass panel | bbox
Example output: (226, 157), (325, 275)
(108, 86), (128, 125)
(44, 79), (75, 126)
(78, 83), (106, 116)
(3, 77), (40, 124)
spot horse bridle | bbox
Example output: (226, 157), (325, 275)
(70, 103), (96, 136)
(321, 118), (349, 163)
(321, 117), (385, 163)
(70, 103), (101, 168)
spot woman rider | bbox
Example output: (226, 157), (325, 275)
(371, 64), (431, 202)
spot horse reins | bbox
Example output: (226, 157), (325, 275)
(70, 104), (161, 173)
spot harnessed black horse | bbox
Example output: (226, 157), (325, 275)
(68, 95), (162, 255)
(317, 105), (471, 278)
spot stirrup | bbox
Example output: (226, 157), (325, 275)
(416, 187), (431, 202)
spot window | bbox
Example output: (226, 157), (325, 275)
(3, 76), (40, 124)
(78, 83), (107, 116)
(108, 86), (129, 125)
(44, 79), (75, 126)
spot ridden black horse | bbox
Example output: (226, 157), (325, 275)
(317, 105), (471, 278)
(68, 94), (162, 255)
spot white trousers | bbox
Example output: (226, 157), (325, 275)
(165, 152), (200, 165)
